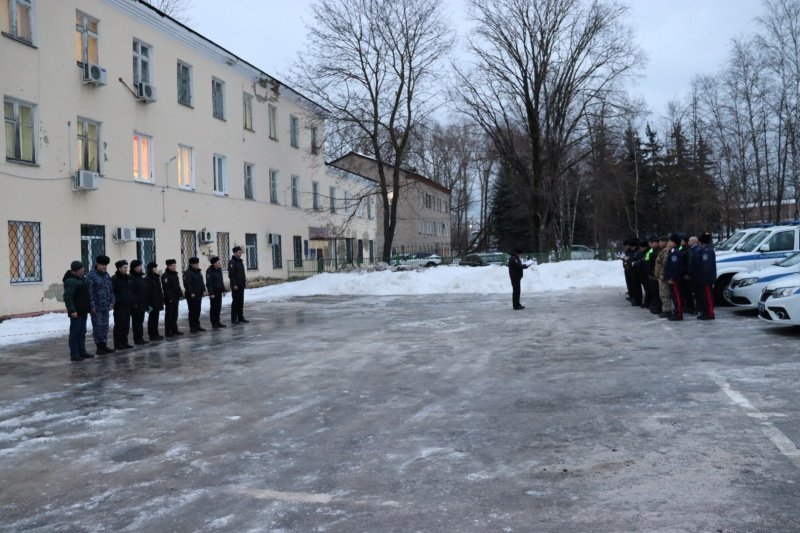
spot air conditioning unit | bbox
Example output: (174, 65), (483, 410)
(198, 230), (214, 244)
(136, 82), (157, 103)
(73, 169), (99, 190)
(82, 63), (107, 86)
(114, 227), (137, 242)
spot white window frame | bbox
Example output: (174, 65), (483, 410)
(75, 11), (98, 65)
(213, 153), (228, 195)
(212, 77), (225, 120)
(177, 60), (192, 106)
(4, 97), (37, 164)
(243, 92), (253, 131)
(77, 117), (101, 173)
(329, 186), (336, 214)
(8, 220), (41, 283)
(312, 181), (320, 210)
(310, 126), (319, 155)
(177, 144), (194, 190)
(289, 115), (299, 148)
(132, 38), (152, 85)
(268, 104), (278, 140)
(132, 132), (154, 182)
(269, 169), (278, 204)
(244, 162), (255, 200)
(245, 233), (258, 270)
(344, 191), (351, 214)
(4, 0), (34, 44)
(291, 175), (299, 207)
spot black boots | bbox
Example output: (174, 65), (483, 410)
(96, 343), (115, 355)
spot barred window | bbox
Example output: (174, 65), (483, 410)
(272, 234), (282, 269)
(216, 232), (230, 269)
(245, 233), (258, 270)
(80, 224), (105, 268)
(180, 229), (197, 271)
(293, 236), (302, 268)
(8, 221), (41, 283)
(136, 228), (156, 265)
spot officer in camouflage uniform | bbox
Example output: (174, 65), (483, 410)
(654, 236), (672, 318)
(85, 255), (115, 355)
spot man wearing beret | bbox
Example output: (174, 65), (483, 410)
(146, 262), (164, 341)
(206, 256), (226, 328)
(85, 254), (115, 355)
(129, 259), (149, 346)
(183, 257), (207, 333)
(161, 259), (183, 337)
(228, 245), (248, 324)
(694, 232), (717, 320)
(63, 260), (91, 361)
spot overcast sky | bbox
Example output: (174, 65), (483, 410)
(189, 0), (765, 121)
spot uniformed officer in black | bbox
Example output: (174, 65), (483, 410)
(228, 246), (248, 324)
(129, 259), (149, 345)
(161, 259), (183, 337)
(206, 256), (226, 328)
(183, 257), (206, 332)
(508, 247), (530, 310)
(111, 259), (133, 350)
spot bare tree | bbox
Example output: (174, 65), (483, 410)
(292, 0), (454, 261)
(141, 0), (193, 23)
(454, 0), (643, 252)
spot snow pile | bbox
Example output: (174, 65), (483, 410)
(0, 260), (622, 348)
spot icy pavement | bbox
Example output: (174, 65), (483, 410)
(2, 289), (800, 531)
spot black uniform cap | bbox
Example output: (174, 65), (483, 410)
(95, 255), (110, 265)
(165, 259), (177, 266)
(189, 257), (200, 265)
(115, 260), (128, 269)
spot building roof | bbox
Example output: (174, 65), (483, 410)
(131, 0), (327, 115)
(327, 152), (451, 195)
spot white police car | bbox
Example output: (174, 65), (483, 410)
(757, 273), (800, 325)
(715, 225), (800, 302)
(725, 251), (800, 308)
(715, 227), (766, 255)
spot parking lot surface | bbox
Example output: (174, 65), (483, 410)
(1, 289), (800, 532)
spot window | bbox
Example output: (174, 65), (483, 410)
(77, 118), (100, 172)
(136, 228), (156, 265)
(213, 154), (227, 195)
(2, 0), (33, 44)
(244, 163), (254, 200)
(367, 196), (373, 219)
(177, 144), (194, 189)
(245, 233), (258, 270)
(291, 175), (299, 207)
(290, 115), (299, 148)
(216, 232), (230, 267)
(212, 78), (225, 119)
(344, 191), (351, 214)
(272, 234), (283, 269)
(177, 61), (192, 106)
(312, 181), (320, 210)
(180, 230), (197, 271)
(243, 93), (253, 131)
(269, 169), (278, 204)
(310, 126), (319, 155)
(132, 132), (153, 182)
(293, 236), (302, 268)
(132, 39), (152, 84)
(4, 97), (36, 163)
(329, 186), (336, 213)
(80, 224), (105, 269)
(7, 220), (41, 283)
(268, 104), (277, 140)
(766, 230), (796, 252)
(369, 240), (374, 262)
(75, 11), (98, 64)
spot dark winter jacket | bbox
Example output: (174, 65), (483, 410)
(508, 254), (529, 281)
(85, 267), (114, 311)
(665, 247), (686, 281)
(111, 272), (132, 307)
(228, 255), (246, 289)
(183, 267), (206, 300)
(130, 271), (148, 311)
(206, 266), (225, 295)
(63, 271), (91, 315)
(146, 271), (164, 311)
(161, 270), (183, 303)
(691, 245), (717, 285)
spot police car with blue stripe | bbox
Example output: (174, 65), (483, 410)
(715, 225), (800, 303)
(725, 251), (800, 308)
(758, 273), (800, 325)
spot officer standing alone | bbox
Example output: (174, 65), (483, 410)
(508, 247), (530, 310)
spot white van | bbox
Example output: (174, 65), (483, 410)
(715, 224), (800, 302)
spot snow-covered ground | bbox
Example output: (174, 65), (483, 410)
(0, 260), (623, 348)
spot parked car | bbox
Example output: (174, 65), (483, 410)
(714, 224), (800, 302)
(757, 273), (800, 325)
(459, 252), (505, 267)
(725, 251), (800, 308)
(715, 227), (765, 254)
(569, 245), (597, 260)
(393, 252), (442, 267)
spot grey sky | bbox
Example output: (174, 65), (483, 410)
(189, 0), (765, 121)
